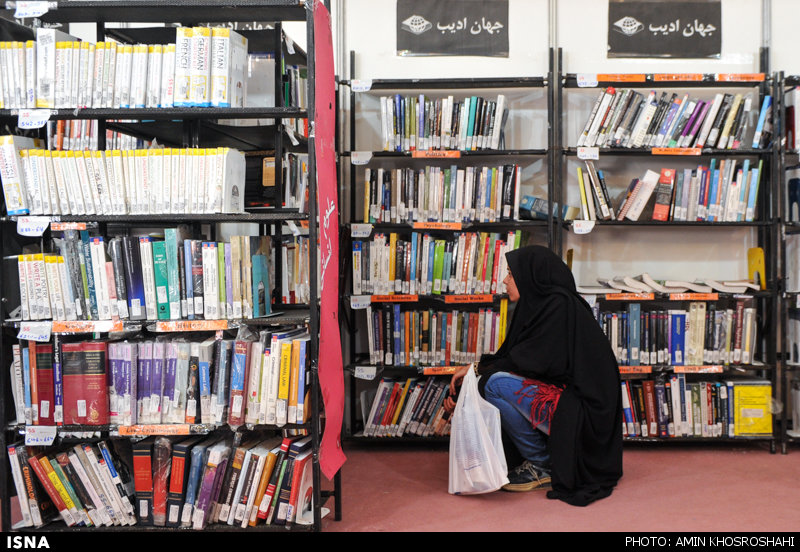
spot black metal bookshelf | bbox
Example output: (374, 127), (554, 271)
(0, 0), (340, 533)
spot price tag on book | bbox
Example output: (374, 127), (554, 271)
(24, 425), (57, 447)
(354, 366), (377, 380)
(350, 295), (371, 310)
(350, 151), (373, 165)
(350, 79), (373, 92)
(572, 220), (595, 234)
(351, 223), (373, 238)
(16, 216), (50, 236)
(576, 74), (598, 88)
(17, 321), (52, 342)
(577, 146), (599, 160)
(17, 109), (51, 129)
(13, 1), (52, 19)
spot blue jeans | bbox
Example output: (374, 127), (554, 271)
(483, 372), (550, 468)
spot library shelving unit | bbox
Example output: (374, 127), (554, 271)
(337, 50), (557, 441)
(779, 72), (800, 453)
(0, 0), (340, 532)
(555, 58), (781, 451)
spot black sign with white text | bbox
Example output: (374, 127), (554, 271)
(608, 1), (721, 59)
(396, 0), (509, 57)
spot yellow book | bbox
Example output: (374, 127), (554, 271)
(388, 232), (397, 290)
(390, 378), (415, 432)
(733, 381), (772, 436)
(747, 247), (766, 290)
(40, 457), (77, 513)
(276, 341), (293, 426)
(248, 445), (280, 526)
(287, 336), (309, 424)
(576, 166), (589, 220)
(499, 298), (508, 347)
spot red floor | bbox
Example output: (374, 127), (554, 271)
(321, 440), (800, 532)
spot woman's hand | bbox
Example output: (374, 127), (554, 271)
(444, 363), (475, 412)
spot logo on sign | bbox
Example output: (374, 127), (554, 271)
(401, 15), (432, 35)
(613, 16), (644, 36)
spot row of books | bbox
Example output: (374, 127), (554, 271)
(284, 65), (309, 139)
(594, 300), (758, 367)
(0, 136), (246, 216)
(0, 26), (250, 110)
(16, 229), (276, 322)
(577, 159), (762, 223)
(352, 230), (520, 296)
(360, 164), (522, 224)
(360, 377), (451, 438)
(380, 93), (508, 152)
(8, 440), (136, 528)
(620, 377), (772, 439)
(10, 328), (310, 428)
(7, 432), (316, 529)
(45, 120), (154, 152)
(364, 304), (507, 367)
(577, 88), (772, 150)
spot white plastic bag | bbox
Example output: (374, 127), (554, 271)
(448, 367), (509, 495)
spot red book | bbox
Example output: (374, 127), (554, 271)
(132, 437), (155, 525)
(257, 437), (293, 521)
(61, 342), (110, 425)
(479, 234), (491, 293)
(490, 239), (504, 294)
(642, 380), (658, 437)
(31, 342), (55, 426)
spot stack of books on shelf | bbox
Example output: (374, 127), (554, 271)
(0, 26), (250, 110)
(0, 137), (247, 216)
(576, 273), (761, 295)
(577, 87), (772, 150)
(8, 432), (318, 529)
(575, 160), (762, 222)
(364, 303), (507, 368)
(359, 376), (451, 438)
(379, 93), (508, 152)
(595, 298), (758, 368)
(9, 328), (311, 428)
(352, 230), (520, 296)
(619, 377), (772, 439)
(360, 164), (522, 223)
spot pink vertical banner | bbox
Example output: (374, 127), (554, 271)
(314, 0), (347, 480)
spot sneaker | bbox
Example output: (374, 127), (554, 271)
(502, 461), (552, 492)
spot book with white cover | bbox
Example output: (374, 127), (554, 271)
(146, 44), (163, 108)
(624, 169), (660, 221)
(211, 28), (248, 108)
(220, 147), (246, 213)
(160, 43), (176, 108)
(174, 27), (193, 107)
(637, 273), (688, 293)
(0, 135), (41, 215)
(37, 28), (79, 109)
(139, 237), (158, 320)
(190, 27), (212, 107)
(621, 276), (653, 292)
(664, 280), (713, 293)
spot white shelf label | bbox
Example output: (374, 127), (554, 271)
(24, 425), (57, 447)
(350, 151), (373, 165)
(17, 109), (51, 129)
(350, 295), (372, 310)
(16, 216), (50, 236)
(576, 74), (599, 88)
(351, 223), (373, 238)
(17, 321), (52, 342)
(14, 1), (51, 19)
(354, 366), (377, 380)
(351, 79), (373, 92)
(577, 146), (599, 160)
(573, 220), (595, 234)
